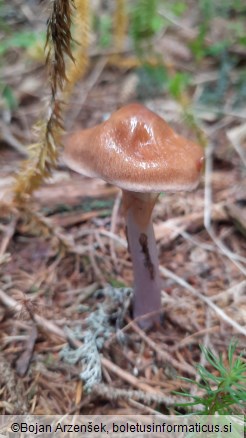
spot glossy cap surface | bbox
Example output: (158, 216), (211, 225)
(63, 103), (204, 193)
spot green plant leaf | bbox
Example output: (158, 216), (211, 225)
(167, 72), (190, 99)
(174, 342), (246, 415)
(0, 31), (45, 56)
(2, 84), (18, 109)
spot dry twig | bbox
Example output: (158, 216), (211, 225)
(93, 383), (186, 406)
(125, 317), (196, 376)
(203, 142), (246, 276)
(159, 266), (246, 337)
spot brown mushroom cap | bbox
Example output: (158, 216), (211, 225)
(63, 103), (204, 193)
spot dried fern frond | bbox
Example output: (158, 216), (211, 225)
(114, 0), (128, 51)
(65, 0), (90, 95)
(46, 0), (75, 97)
(13, 100), (64, 202)
(13, 0), (91, 204)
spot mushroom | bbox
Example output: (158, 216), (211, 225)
(63, 103), (204, 328)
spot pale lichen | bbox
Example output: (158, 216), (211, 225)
(60, 286), (132, 391)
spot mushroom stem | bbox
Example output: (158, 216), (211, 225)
(123, 191), (162, 328)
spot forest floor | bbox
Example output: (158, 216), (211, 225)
(0, 0), (245, 415)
